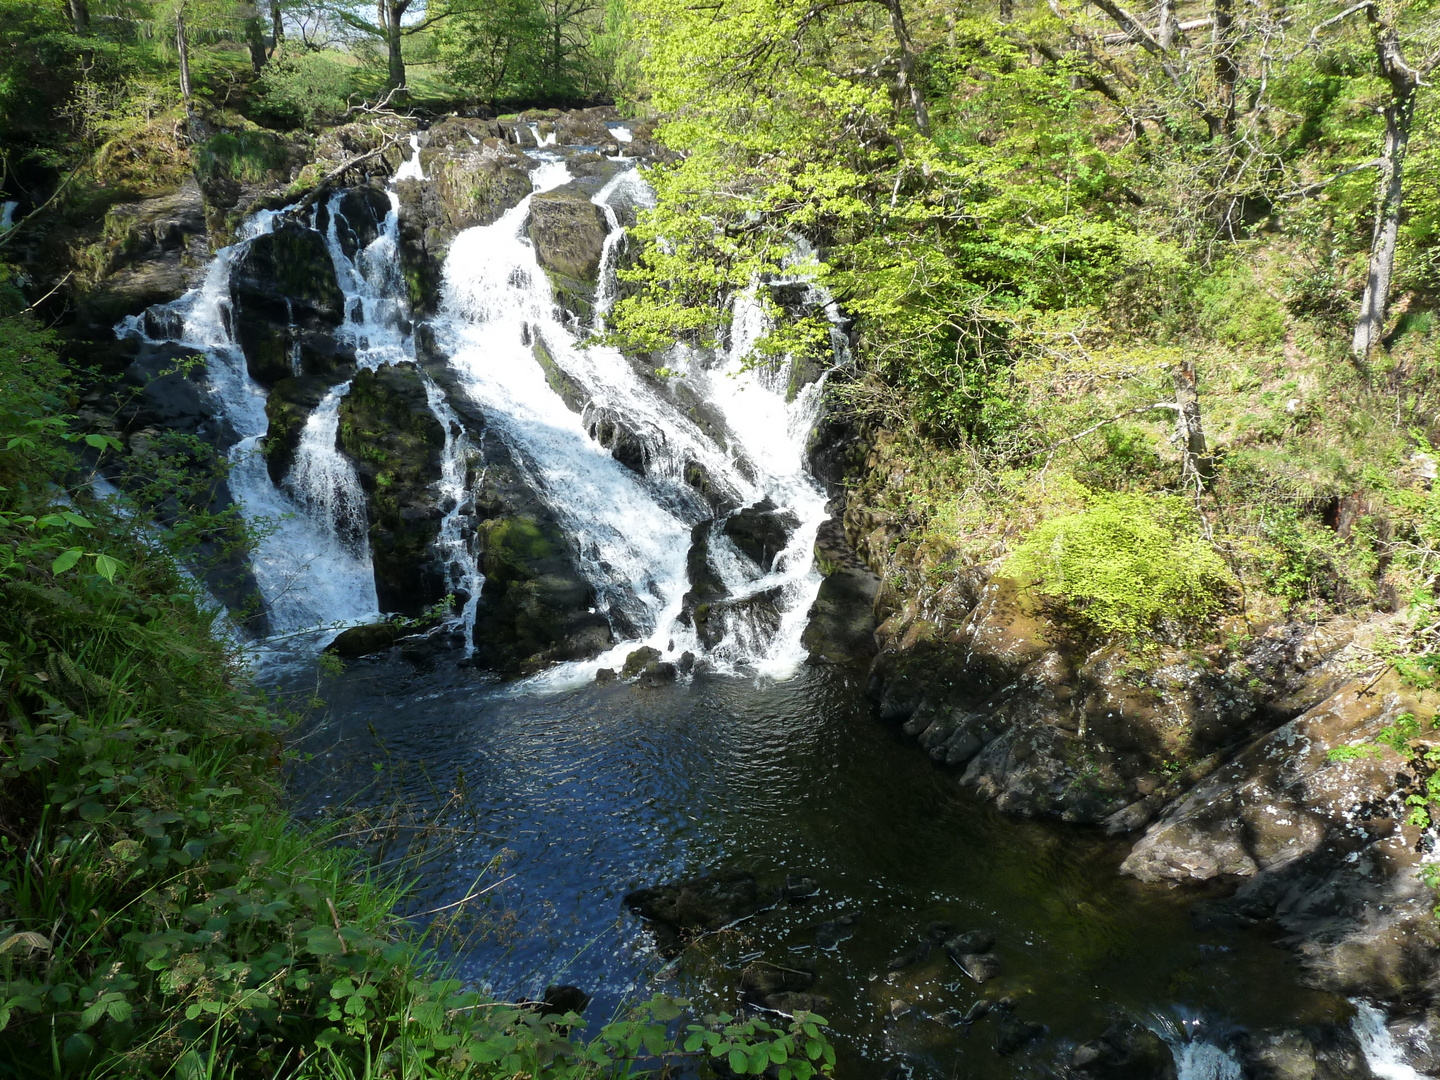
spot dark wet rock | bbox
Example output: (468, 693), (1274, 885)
(409, 348), (613, 676)
(994, 1014), (1044, 1056)
(762, 991), (832, 1016)
(1071, 1022), (1177, 1080)
(944, 931), (995, 956)
(73, 180), (211, 334)
(803, 515), (880, 667)
(739, 962), (815, 1002)
(922, 921), (955, 943)
(724, 496), (799, 571)
(637, 660), (677, 687)
(329, 184), (392, 260)
(325, 621), (403, 658)
(695, 586), (785, 651)
(679, 520), (728, 629)
(229, 221), (345, 387)
(336, 363), (447, 615)
(117, 342), (219, 442)
(784, 875), (820, 901)
(595, 667), (617, 685)
(949, 952), (1001, 984)
(262, 371), (354, 483)
(538, 985), (592, 1017)
(886, 942), (932, 972)
(532, 334), (589, 414)
(528, 182), (609, 321)
(624, 872), (776, 948)
(621, 646), (662, 679)
(814, 911), (861, 949)
(676, 651), (696, 675)
(398, 628), (462, 670)
(584, 406), (647, 474)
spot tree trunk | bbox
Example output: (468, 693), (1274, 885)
(271, 1), (284, 53)
(245, 14), (269, 72)
(1173, 359), (1213, 490)
(1157, 0), (1175, 49)
(67, 0), (90, 33)
(1352, 28), (1418, 363)
(385, 1), (408, 90)
(1212, 0), (1237, 136)
(177, 10), (192, 105)
(999, 0), (1014, 22)
(883, 0), (929, 134)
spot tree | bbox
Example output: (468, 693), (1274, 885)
(1308, 0), (1440, 362)
(323, 0), (453, 89)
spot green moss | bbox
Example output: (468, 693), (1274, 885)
(1006, 492), (1233, 639)
(194, 129), (291, 184)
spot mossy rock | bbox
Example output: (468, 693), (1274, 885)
(336, 363), (447, 615)
(528, 185), (609, 285)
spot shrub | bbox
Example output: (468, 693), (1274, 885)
(1006, 491), (1233, 638)
(194, 129), (291, 184)
(255, 52), (353, 129)
(1194, 262), (1287, 348)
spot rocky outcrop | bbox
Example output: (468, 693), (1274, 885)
(74, 180), (211, 335)
(724, 496), (799, 571)
(262, 371), (354, 484)
(336, 363), (447, 616)
(527, 183), (609, 322)
(801, 515), (879, 666)
(229, 221), (345, 387)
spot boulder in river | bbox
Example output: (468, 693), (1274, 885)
(623, 871), (777, 942)
(994, 1012), (1045, 1056)
(1070, 1022), (1177, 1080)
(723, 496), (799, 571)
(761, 991), (831, 1016)
(326, 621), (403, 658)
(636, 660), (677, 687)
(814, 911), (861, 950)
(944, 930), (995, 956)
(949, 951), (1001, 984)
(621, 646), (662, 679)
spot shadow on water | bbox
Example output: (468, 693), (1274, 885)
(284, 658), (1348, 1078)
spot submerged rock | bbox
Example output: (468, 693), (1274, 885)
(760, 991), (832, 1016)
(949, 951), (1001, 984)
(1070, 1022), (1177, 1080)
(636, 660), (677, 687)
(623, 871), (776, 942)
(814, 911), (861, 950)
(739, 961), (815, 1002)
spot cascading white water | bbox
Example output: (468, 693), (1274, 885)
(1352, 1001), (1430, 1080)
(286, 387), (368, 550)
(590, 169), (655, 330)
(436, 156), (840, 684)
(115, 210), (382, 639)
(0, 200), (17, 232)
(394, 134), (426, 182)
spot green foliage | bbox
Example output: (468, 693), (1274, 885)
(1194, 262), (1287, 349)
(255, 51), (355, 129)
(194, 129), (292, 184)
(1006, 492), (1233, 639)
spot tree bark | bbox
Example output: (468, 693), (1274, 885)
(1157, 0), (1175, 49)
(1173, 359), (1213, 490)
(67, 0), (90, 33)
(271, 1), (284, 53)
(245, 13), (269, 72)
(883, 0), (929, 134)
(383, 0), (410, 91)
(1352, 25), (1418, 363)
(1212, 0), (1237, 136)
(177, 10), (192, 105)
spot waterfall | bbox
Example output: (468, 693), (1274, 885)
(114, 135), (846, 676)
(0, 200), (16, 232)
(435, 157), (838, 683)
(1352, 1001), (1429, 1080)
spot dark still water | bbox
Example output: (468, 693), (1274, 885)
(284, 658), (1346, 1078)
